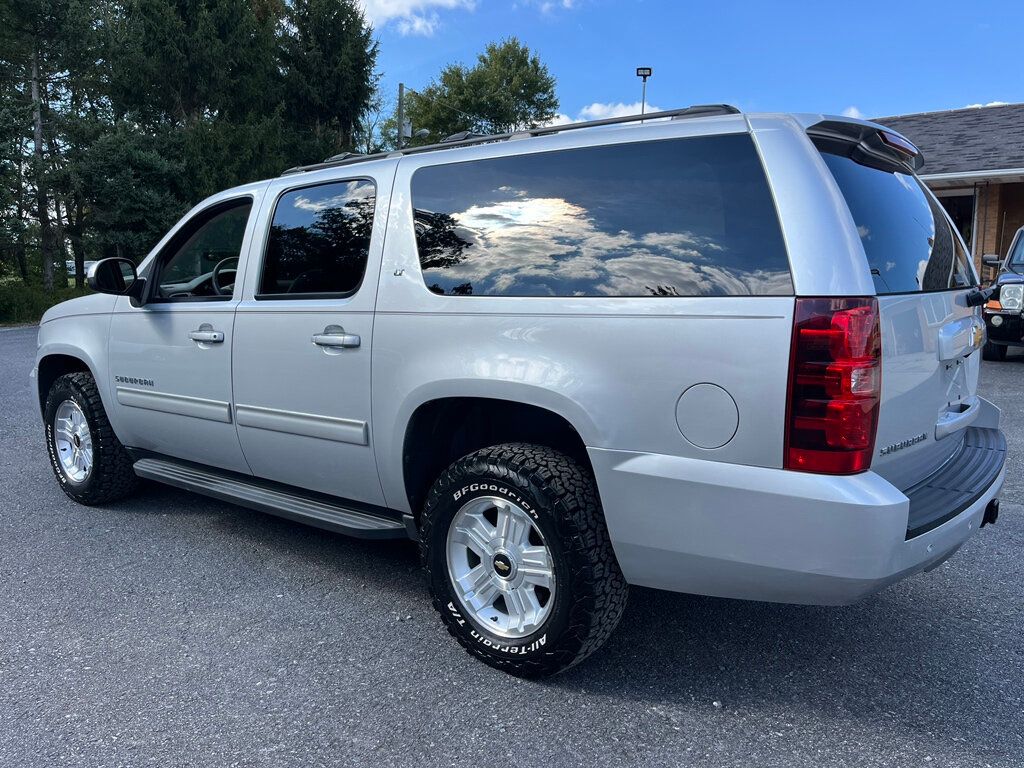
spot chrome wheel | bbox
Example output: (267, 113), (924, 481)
(53, 400), (93, 483)
(446, 495), (556, 639)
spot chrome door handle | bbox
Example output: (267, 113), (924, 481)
(189, 328), (224, 343)
(312, 325), (361, 349)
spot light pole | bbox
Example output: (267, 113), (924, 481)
(397, 82), (406, 149)
(636, 67), (652, 117)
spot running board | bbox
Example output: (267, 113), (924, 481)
(132, 458), (407, 540)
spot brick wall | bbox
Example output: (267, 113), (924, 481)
(969, 182), (1024, 281)
(974, 183), (1002, 276)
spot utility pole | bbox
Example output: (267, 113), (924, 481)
(397, 82), (405, 149)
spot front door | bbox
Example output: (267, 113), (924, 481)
(232, 173), (389, 506)
(106, 195), (260, 474)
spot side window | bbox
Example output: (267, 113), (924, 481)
(410, 134), (792, 297)
(258, 179), (376, 298)
(154, 200), (252, 300)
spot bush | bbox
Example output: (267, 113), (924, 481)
(0, 282), (93, 325)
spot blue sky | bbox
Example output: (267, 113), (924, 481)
(361, 0), (1023, 122)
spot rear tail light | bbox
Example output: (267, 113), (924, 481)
(785, 297), (881, 474)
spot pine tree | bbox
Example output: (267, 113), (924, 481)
(280, 0), (379, 164)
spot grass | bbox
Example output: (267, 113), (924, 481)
(0, 278), (92, 325)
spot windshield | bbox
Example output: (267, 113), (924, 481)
(1009, 230), (1024, 267)
(819, 151), (976, 295)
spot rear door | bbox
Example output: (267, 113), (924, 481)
(818, 149), (983, 489)
(231, 170), (390, 506)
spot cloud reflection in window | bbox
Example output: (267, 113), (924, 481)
(411, 135), (792, 297)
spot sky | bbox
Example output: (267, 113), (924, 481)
(360, 0), (1024, 124)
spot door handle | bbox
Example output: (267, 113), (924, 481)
(312, 325), (361, 349)
(189, 328), (225, 344)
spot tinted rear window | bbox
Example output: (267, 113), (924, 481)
(410, 134), (792, 297)
(820, 152), (976, 295)
(259, 180), (375, 298)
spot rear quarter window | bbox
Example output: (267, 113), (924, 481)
(410, 134), (792, 297)
(819, 151), (976, 295)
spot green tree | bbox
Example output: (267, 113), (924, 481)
(405, 37), (558, 144)
(109, 0), (287, 205)
(0, 0), (76, 290)
(0, 0), (384, 317)
(280, 0), (379, 164)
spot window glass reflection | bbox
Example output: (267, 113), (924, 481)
(411, 135), (792, 297)
(260, 180), (375, 297)
(820, 153), (975, 294)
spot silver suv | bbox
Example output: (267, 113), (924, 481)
(33, 106), (1007, 676)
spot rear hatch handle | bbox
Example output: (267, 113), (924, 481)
(935, 396), (981, 440)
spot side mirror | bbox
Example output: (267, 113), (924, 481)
(982, 254), (1002, 268)
(88, 258), (137, 295)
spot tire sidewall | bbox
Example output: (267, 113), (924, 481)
(44, 377), (99, 495)
(425, 467), (580, 665)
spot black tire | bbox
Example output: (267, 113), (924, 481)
(982, 341), (1007, 361)
(421, 443), (627, 677)
(44, 372), (139, 505)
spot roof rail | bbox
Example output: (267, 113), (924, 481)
(324, 151), (366, 163)
(281, 104), (741, 175)
(440, 130), (489, 143)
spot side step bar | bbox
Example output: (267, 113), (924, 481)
(133, 458), (407, 540)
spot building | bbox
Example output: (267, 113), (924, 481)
(875, 103), (1024, 279)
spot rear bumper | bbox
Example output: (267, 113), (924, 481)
(589, 421), (1006, 606)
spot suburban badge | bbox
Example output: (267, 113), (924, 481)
(879, 433), (927, 456)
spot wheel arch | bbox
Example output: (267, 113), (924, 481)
(36, 351), (96, 418)
(400, 394), (598, 528)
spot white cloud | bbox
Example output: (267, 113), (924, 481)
(841, 106), (865, 119)
(577, 101), (664, 121)
(541, 102), (666, 129)
(396, 12), (439, 35)
(360, 0), (475, 36)
(362, 0), (576, 34)
(431, 192), (788, 297)
(965, 101), (1009, 108)
(523, 0), (578, 12)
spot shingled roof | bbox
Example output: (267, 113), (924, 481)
(874, 103), (1024, 176)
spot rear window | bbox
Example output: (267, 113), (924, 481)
(410, 134), (792, 297)
(820, 151), (976, 295)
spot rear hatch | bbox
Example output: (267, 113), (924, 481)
(815, 137), (983, 491)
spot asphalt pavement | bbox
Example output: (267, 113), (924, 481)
(2, 324), (1022, 767)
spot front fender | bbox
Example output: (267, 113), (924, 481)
(34, 313), (113, 420)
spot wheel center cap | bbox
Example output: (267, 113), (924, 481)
(492, 553), (516, 580)
(73, 434), (81, 448)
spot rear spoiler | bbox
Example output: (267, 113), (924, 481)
(806, 119), (924, 172)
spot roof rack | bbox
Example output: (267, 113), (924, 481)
(281, 104), (741, 175)
(324, 151), (366, 163)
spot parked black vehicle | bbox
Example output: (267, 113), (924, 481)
(982, 225), (1024, 361)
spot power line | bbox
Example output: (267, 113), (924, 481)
(403, 85), (480, 125)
